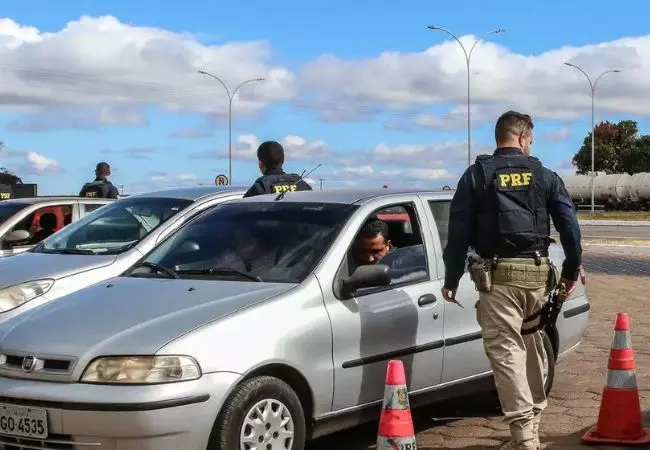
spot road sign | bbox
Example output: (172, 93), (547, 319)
(215, 174), (229, 186)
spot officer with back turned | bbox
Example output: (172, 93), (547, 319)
(441, 110), (583, 450)
(79, 162), (119, 199)
(243, 141), (313, 198)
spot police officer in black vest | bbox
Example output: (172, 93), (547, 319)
(79, 162), (119, 199)
(441, 110), (583, 450)
(243, 141), (313, 198)
(0, 183), (11, 201)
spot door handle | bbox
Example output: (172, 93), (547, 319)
(418, 294), (437, 307)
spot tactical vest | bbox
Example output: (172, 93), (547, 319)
(80, 181), (109, 198)
(0, 184), (12, 201)
(261, 173), (310, 195)
(473, 154), (550, 258)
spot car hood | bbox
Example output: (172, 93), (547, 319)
(0, 252), (117, 288)
(0, 276), (294, 359)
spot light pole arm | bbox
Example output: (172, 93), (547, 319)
(232, 78), (265, 102)
(468, 28), (505, 60)
(197, 70), (232, 100)
(593, 69), (621, 91)
(564, 63), (594, 92)
(427, 26), (469, 62)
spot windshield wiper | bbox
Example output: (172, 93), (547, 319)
(131, 261), (180, 279)
(42, 248), (96, 255)
(176, 267), (262, 282)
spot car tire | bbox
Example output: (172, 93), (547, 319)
(212, 375), (306, 450)
(488, 331), (556, 407)
(542, 330), (556, 396)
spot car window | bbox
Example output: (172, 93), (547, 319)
(428, 200), (451, 251)
(341, 202), (429, 295)
(128, 202), (359, 283)
(0, 202), (30, 226)
(33, 197), (193, 255)
(4, 204), (73, 248)
(81, 203), (105, 216)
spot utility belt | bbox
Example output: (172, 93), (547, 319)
(468, 251), (565, 335)
(467, 251), (558, 294)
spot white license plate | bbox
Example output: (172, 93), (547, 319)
(0, 403), (48, 439)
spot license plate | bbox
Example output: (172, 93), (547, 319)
(0, 403), (48, 439)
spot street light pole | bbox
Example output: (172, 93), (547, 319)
(563, 63), (621, 214)
(197, 70), (265, 185)
(427, 26), (505, 167)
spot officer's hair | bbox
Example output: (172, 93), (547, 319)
(257, 141), (285, 171)
(495, 111), (534, 143)
(95, 162), (111, 176)
(359, 218), (389, 240)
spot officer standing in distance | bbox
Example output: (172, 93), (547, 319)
(243, 140), (313, 198)
(441, 110), (583, 450)
(79, 162), (119, 199)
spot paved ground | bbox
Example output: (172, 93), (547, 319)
(309, 248), (650, 449)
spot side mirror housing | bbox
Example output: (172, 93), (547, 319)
(3, 230), (31, 246)
(340, 264), (391, 298)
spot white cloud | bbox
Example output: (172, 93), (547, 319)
(193, 134), (331, 161)
(123, 171), (207, 195)
(0, 16), (295, 119)
(170, 128), (213, 139)
(300, 34), (647, 121)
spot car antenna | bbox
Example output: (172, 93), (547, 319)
(275, 163), (322, 201)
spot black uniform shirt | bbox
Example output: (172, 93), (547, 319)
(442, 147), (582, 290)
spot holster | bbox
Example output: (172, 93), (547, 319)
(467, 255), (494, 292)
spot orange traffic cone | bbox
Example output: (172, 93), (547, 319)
(377, 360), (417, 450)
(583, 312), (650, 445)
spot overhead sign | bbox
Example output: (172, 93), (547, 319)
(215, 174), (229, 186)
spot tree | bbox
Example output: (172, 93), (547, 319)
(572, 120), (650, 174)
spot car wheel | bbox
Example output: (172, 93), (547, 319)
(542, 331), (556, 396)
(213, 375), (306, 450)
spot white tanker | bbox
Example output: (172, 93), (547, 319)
(562, 172), (650, 210)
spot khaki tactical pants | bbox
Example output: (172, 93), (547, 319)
(476, 270), (548, 450)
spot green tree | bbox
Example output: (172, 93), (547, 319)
(572, 120), (650, 174)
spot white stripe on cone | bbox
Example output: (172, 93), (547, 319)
(382, 384), (410, 410)
(606, 369), (638, 389)
(377, 435), (418, 450)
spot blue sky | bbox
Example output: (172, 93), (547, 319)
(1, 0), (649, 194)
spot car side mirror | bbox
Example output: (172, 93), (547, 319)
(340, 264), (391, 298)
(3, 230), (31, 246)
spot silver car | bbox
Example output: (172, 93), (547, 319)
(0, 197), (113, 257)
(0, 188), (589, 450)
(0, 186), (245, 322)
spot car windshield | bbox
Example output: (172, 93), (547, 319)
(126, 201), (358, 283)
(0, 202), (30, 225)
(34, 197), (193, 255)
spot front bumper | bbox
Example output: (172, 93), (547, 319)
(0, 371), (241, 450)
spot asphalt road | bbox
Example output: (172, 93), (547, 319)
(577, 224), (650, 239)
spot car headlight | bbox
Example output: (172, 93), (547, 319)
(0, 279), (54, 312)
(80, 355), (201, 384)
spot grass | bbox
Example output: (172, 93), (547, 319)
(577, 211), (650, 221)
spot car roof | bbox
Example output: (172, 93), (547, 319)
(123, 186), (248, 201)
(233, 187), (454, 205)
(0, 196), (112, 205)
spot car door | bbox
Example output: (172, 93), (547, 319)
(1, 202), (76, 255)
(321, 197), (444, 411)
(420, 196), (491, 383)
